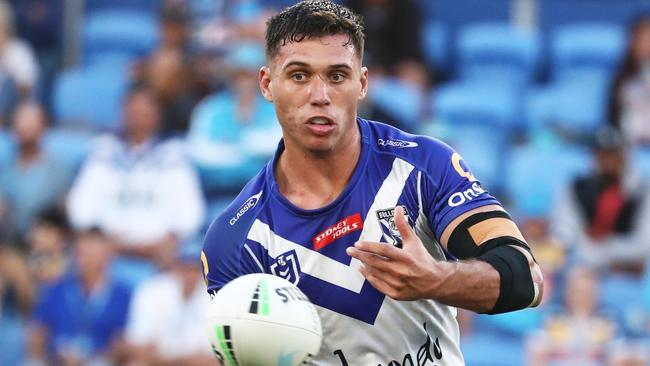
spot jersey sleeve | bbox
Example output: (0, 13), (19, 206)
(200, 196), (267, 294)
(420, 141), (501, 241)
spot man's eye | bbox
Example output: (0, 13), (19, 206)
(331, 73), (345, 82)
(291, 73), (307, 81)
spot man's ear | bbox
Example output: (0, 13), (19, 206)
(358, 66), (369, 100)
(259, 66), (273, 102)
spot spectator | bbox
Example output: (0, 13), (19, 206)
(608, 15), (650, 145)
(552, 127), (650, 276)
(527, 266), (616, 366)
(26, 228), (131, 366)
(187, 42), (280, 190)
(0, 101), (72, 246)
(124, 238), (217, 366)
(343, 0), (428, 87)
(0, 243), (34, 365)
(25, 207), (70, 286)
(0, 0), (39, 123)
(67, 84), (205, 286)
(7, 0), (64, 108)
(143, 48), (199, 135)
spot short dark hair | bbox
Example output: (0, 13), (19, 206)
(265, 0), (365, 61)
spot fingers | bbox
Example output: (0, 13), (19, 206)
(394, 206), (415, 242)
(346, 246), (393, 272)
(352, 240), (406, 260)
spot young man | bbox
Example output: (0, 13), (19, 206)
(201, 1), (543, 364)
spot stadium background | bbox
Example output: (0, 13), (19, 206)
(1, 0), (650, 365)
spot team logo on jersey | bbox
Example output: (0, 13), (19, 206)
(270, 250), (301, 285)
(312, 213), (363, 251)
(229, 190), (263, 226)
(377, 138), (418, 148)
(375, 206), (410, 247)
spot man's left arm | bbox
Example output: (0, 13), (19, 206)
(346, 205), (543, 314)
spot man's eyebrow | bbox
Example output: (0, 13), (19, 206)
(282, 61), (310, 70)
(281, 62), (353, 71)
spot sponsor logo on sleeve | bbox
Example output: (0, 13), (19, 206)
(312, 213), (363, 251)
(451, 152), (477, 182)
(377, 138), (419, 148)
(229, 190), (263, 226)
(447, 182), (486, 207)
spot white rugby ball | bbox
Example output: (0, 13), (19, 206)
(206, 273), (322, 366)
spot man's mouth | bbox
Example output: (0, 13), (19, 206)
(306, 117), (335, 135)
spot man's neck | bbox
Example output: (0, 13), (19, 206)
(277, 129), (361, 210)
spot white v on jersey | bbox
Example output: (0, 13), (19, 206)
(201, 118), (499, 365)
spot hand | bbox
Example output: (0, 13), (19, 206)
(346, 207), (448, 300)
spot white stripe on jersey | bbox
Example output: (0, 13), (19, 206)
(246, 157), (415, 293)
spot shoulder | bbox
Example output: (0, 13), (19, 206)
(203, 168), (269, 252)
(85, 134), (123, 164)
(363, 119), (458, 177)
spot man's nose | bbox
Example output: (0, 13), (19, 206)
(309, 75), (331, 106)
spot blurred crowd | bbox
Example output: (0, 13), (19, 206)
(0, 0), (649, 365)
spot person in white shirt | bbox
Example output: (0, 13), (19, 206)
(67, 84), (205, 286)
(0, 0), (38, 92)
(124, 238), (218, 366)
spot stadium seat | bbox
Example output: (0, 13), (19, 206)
(53, 63), (128, 131)
(631, 147), (650, 180)
(0, 129), (14, 168)
(367, 77), (426, 132)
(85, 0), (159, 13)
(525, 74), (610, 135)
(551, 23), (625, 81)
(421, 20), (451, 73)
(457, 23), (540, 86)
(505, 143), (593, 217)
(83, 10), (159, 63)
(434, 81), (522, 131)
(42, 128), (96, 169)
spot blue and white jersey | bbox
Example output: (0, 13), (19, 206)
(202, 118), (499, 365)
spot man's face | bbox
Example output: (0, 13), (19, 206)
(124, 92), (161, 140)
(260, 34), (368, 155)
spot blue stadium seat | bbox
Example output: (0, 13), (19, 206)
(551, 23), (625, 81)
(505, 143), (593, 217)
(43, 128), (96, 169)
(421, 20), (450, 73)
(53, 63), (128, 131)
(525, 74), (610, 135)
(83, 10), (159, 62)
(434, 81), (522, 131)
(368, 77), (425, 132)
(0, 129), (14, 168)
(85, 0), (159, 13)
(458, 23), (540, 86)
(0, 313), (26, 366)
(631, 147), (650, 180)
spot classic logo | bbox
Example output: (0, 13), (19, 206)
(229, 190), (263, 226)
(270, 250), (301, 285)
(312, 213), (363, 251)
(376, 206), (410, 247)
(377, 138), (419, 148)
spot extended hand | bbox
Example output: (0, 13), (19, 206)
(346, 207), (448, 300)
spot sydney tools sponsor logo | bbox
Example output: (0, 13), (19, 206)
(312, 213), (363, 250)
(377, 138), (419, 148)
(229, 190), (263, 225)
